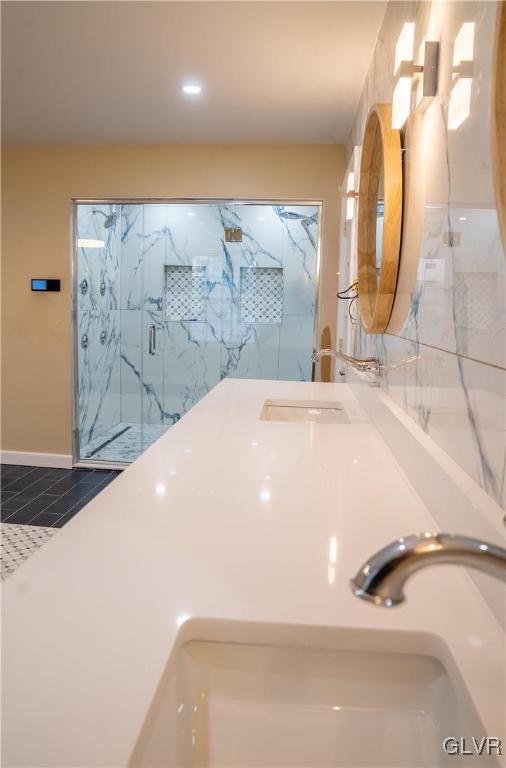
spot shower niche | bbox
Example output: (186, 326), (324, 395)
(74, 201), (320, 465)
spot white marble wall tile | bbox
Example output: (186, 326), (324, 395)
(118, 308), (167, 453)
(166, 204), (221, 265)
(77, 204), (121, 312)
(142, 205), (167, 311)
(277, 204), (319, 250)
(374, 334), (506, 510)
(119, 309), (142, 425)
(220, 316), (280, 381)
(281, 231), (317, 317)
(77, 204), (122, 457)
(218, 239), (241, 313)
(77, 309), (120, 448)
(400, 206), (505, 369)
(142, 310), (166, 425)
(277, 205), (319, 318)
(278, 315), (315, 382)
(119, 309), (167, 426)
(120, 205), (143, 310)
(223, 204), (284, 266)
(163, 321), (221, 423)
(355, 325), (505, 510)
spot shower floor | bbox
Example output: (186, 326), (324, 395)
(80, 423), (169, 463)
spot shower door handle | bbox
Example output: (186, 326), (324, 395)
(148, 324), (156, 356)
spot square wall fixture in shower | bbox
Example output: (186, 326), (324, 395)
(164, 265), (206, 322)
(240, 266), (284, 324)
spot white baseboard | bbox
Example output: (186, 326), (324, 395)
(0, 451), (73, 469)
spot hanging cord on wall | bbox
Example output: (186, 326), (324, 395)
(337, 279), (358, 300)
(337, 279), (358, 324)
(348, 296), (358, 325)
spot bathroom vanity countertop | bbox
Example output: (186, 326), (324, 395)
(3, 379), (505, 766)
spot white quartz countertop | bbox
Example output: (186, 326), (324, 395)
(3, 380), (505, 766)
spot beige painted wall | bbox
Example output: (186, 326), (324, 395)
(1, 144), (344, 455)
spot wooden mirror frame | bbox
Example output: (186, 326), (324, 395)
(357, 103), (402, 333)
(493, 3), (506, 249)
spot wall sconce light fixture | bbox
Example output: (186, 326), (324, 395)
(392, 22), (439, 129)
(448, 22), (475, 130)
(415, 37), (440, 111)
(392, 23), (415, 129)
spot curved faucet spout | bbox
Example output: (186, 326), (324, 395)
(312, 348), (379, 372)
(351, 533), (506, 607)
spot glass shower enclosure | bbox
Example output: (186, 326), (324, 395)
(73, 200), (321, 466)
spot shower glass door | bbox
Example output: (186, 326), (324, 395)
(75, 200), (320, 466)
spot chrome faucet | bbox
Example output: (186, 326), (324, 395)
(312, 348), (379, 372)
(351, 533), (506, 607)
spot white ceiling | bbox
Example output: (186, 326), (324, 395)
(1, 1), (386, 145)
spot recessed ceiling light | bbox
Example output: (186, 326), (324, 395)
(181, 83), (202, 95)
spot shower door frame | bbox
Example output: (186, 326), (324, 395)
(70, 197), (324, 469)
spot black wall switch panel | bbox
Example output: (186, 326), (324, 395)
(31, 279), (61, 292)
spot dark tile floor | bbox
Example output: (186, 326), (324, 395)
(1, 465), (121, 527)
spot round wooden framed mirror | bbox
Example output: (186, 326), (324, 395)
(493, 3), (506, 248)
(357, 103), (402, 333)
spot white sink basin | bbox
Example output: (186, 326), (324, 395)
(131, 626), (494, 767)
(260, 399), (350, 424)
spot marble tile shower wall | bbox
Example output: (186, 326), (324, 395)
(77, 203), (318, 448)
(346, 1), (506, 509)
(76, 205), (121, 448)
(119, 203), (318, 426)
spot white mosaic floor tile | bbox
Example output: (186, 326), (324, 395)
(1, 523), (58, 581)
(80, 422), (168, 462)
